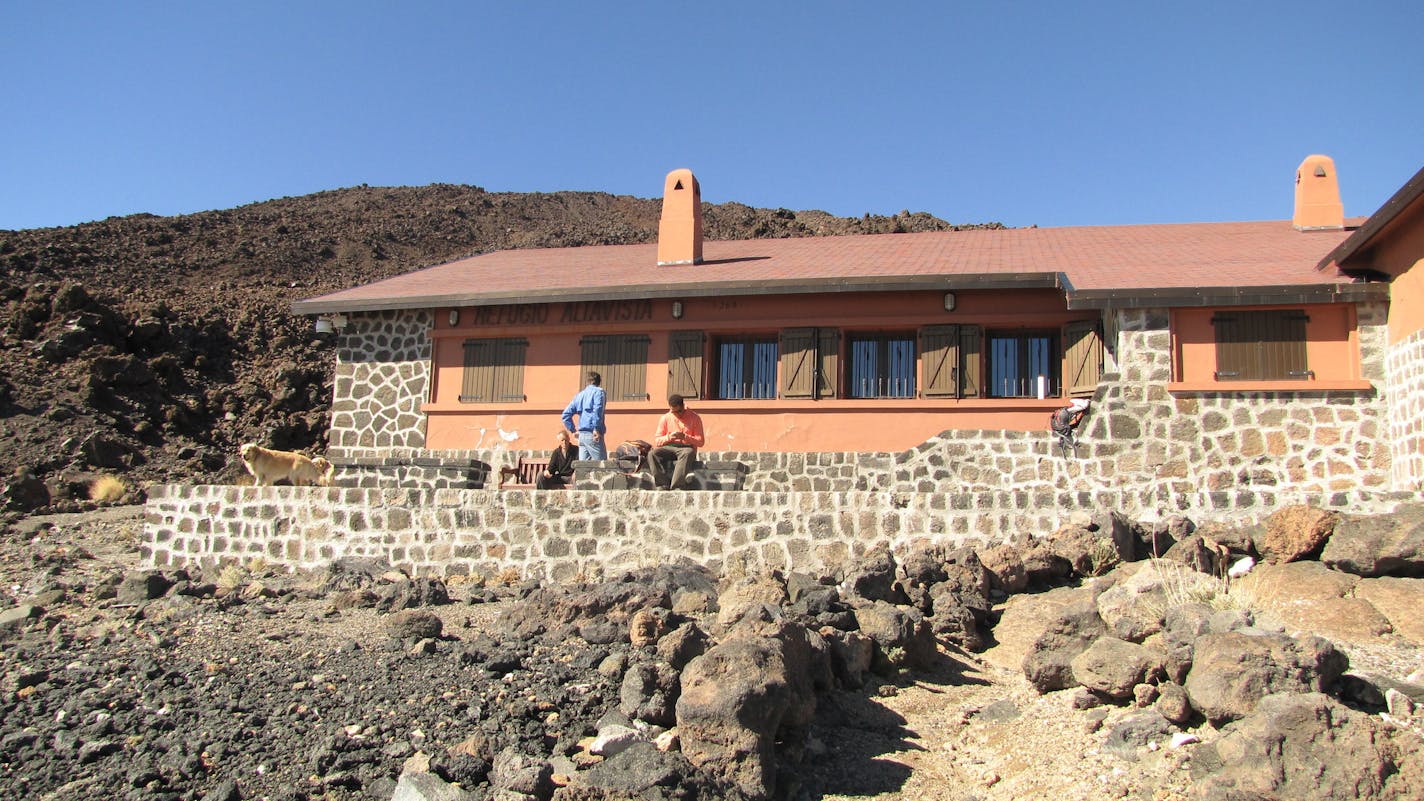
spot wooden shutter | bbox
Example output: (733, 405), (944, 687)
(780, 328), (816, 399)
(580, 335), (611, 393)
(1061, 321), (1103, 398)
(612, 335), (650, 401)
(460, 339), (494, 402)
(668, 331), (704, 399)
(920, 325), (959, 398)
(460, 338), (526, 403)
(1213, 311), (1309, 380)
(817, 328), (840, 399)
(493, 338), (528, 402)
(958, 325), (982, 398)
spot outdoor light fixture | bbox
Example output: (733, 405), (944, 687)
(672, 301), (684, 319)
(943, 292), (956, 312)
(449, 309), (460, 326)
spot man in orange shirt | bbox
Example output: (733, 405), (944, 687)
(650, 394), (705, 490)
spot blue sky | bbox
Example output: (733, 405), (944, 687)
(3, 1), (1421, 232)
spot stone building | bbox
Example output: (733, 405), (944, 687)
(144, 156), (1424, 579)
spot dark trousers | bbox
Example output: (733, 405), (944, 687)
(649, 444), (696, 489)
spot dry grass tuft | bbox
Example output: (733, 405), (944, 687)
(89, 475), (127, 503)
(1147, 556), (1286, 618)
(216, 563), (249, 591)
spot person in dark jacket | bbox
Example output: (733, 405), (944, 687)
(539, 429), (578, 489)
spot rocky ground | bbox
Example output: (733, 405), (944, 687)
(3, 504), (1422, 801)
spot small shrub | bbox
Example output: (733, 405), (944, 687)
(1087, 538), (1121, 576)
(495, 567), (521, 586)
(88, 475), (127, 503)
(216, 563), (247, 591)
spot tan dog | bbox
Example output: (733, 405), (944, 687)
(239, 443), (334, 487)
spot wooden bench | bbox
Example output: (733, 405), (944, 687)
(496, 458), (570, 490)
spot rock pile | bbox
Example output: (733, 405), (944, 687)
(3, 502), (1424, 800)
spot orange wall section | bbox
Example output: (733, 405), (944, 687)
(423, 288), (1091, 452)
(1169, 303), (1366, 390)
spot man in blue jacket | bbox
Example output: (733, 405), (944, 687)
(561, 371), (608, 461)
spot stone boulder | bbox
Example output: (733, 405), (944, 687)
(1095, 560), (1215, 643)
(1245, 562), (1393, 644)
(1022, 598), (1107, 693)
(675, 618), (828, 800)
(1321, 505), (1424, 578)
(619, 659), (680, 726)
(716, 575), (789, 629)
(1354, 577), (1424, 644)
(383, 609), (443, 641)
(837, 547), (906, 604)
(977, 543), (1028, 594)
(1189, 692), (1424, 800)
(1184, 631), (1348, 724)
(1260, 505), (1338, 563)
(1070, 637), (1160, 699)
(852, 600), (938, 672)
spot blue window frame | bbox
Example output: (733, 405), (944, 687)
(849, 334), (916, 398)
(717, 337), (778, 399)
(987, 331), (1059, 398)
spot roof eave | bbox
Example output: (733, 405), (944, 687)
(1065, 282), (1387, 310)
(291, 272), (1069, 316)
(1317, 163), (1424, 271)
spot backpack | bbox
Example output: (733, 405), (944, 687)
(1050, 407), (1079, 436)
(614, 440), (652, 474)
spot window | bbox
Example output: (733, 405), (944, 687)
(848, 333), (916, 398)
(581, 334), (650, 401)
(987, 330), (1059, 398)
(459, 338), (528, 403)
(1212, 310), (1310, 380)
(715, 336), (778, 399)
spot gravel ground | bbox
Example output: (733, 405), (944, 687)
(3, 506), (1421, 801)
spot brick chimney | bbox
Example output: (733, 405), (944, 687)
(657, 168), (703, 266)
(1293, 154), (1344, 231)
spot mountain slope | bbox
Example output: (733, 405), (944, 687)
(0, 183), (999, 509)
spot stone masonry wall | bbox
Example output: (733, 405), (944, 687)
(1387, 327), (1424, 491)
(142, 483), (1403, 583)
(328, 310), (431, 449)
(146, 303), (1407, 579)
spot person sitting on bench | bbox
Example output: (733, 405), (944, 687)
(539, 429), (578, 489)
(649, 394), (705, 490)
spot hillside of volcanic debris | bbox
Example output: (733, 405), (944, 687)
(0, 184), (1000, 509)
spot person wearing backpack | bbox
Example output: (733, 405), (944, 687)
(649, 394), (705, 490)
(1050, 398), (1090, 454)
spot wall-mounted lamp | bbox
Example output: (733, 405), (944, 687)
(671, 301), (684, 319)
(449, 309), (460, 326)
(943, 292), (956, 312)
(314, 313), (348, 334)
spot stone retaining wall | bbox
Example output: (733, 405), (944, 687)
(143, 483), (1407, 581)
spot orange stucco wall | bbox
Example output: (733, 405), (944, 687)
(1169, 303), (1366, 390)
(1355, 202), (1424, 346)
(422, 289), (1090, 452)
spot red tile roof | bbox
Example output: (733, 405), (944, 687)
(294, 218), (1370, 314)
